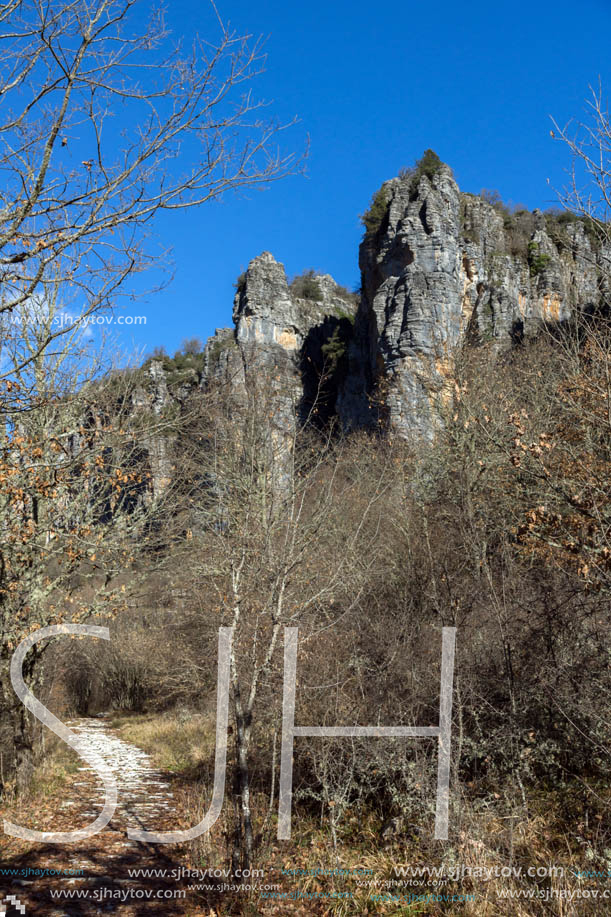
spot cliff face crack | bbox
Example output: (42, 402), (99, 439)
(419, 200), (433, 235)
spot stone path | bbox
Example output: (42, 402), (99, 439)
(60, 716), (176, 833)
(1, 716), (205, 916)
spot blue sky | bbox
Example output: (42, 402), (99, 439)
(114, 0), (611, 360)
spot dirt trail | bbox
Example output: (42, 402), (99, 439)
(0, 715), (207, 916)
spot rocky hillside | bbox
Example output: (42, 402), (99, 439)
(137, 156), (610, 483)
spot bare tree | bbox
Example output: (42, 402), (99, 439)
(0, 289), (178, 791)
(0, 0), (300, 370)
(0, 0), (300, 795)
(552, 82), (611, 254)
(162, 371), (393, 871)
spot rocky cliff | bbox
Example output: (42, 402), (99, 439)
(203, 251), (358, 428)
(339, 163), (610, 436)
(147, 158), (610, 457)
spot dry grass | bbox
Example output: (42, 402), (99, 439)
(228, 784), (611, 916)
(110, 709), (216, 776)
(0, 733), (83, 860)
(113, 712), (607, 916)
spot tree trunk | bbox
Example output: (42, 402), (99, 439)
(232, 710), (254, 871)
(0, 639), (45, 797)
(0, 656), (35, 795)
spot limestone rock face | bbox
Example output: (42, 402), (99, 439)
(131, 361), (175, 501)
(233, 251), (301, 355)
(338, 166), (609, 437)
(112, 160), (611, 517)
(193, 164), (609, 445)
(339, 165), (463, 436)
(202, 327), (240, 387)
(206, 252), (357, 420)
(232, 252), (355, 359)
(202, 252), (357, 488)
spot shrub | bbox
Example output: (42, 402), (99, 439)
(480, 188), (503, 207)
(332, 282), (359, 306)
(544, 208), (602, 250)
(412, 148), (443, 183)
(360, 186), (391, 238)
(142, 344), (205, 384)
(207, 333), (236, 366)
(361, 151), (446, 239)
(334, 307), (356, 324)
(321, 325), (347, 369)
(480, 188), (514, 226)
(506, 210), (536, 257)
(528, 240), (551, 277)
(233, 271), (247, 295)
(477, 193), (541, 259)
(181, 337), (203, 355)
(400, 149), (446, 196)
(290, 269), (323, 302)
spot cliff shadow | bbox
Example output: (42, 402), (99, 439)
(298, 315), (354, 430)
